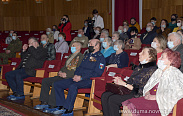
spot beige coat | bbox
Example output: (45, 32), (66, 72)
(70, 35), (89, 48)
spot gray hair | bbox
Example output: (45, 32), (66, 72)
(28, 37), (39, 43)
(105, 37), (113, 46)
(168, 32), (182, 43)
(114, 40), (125, 50)
(112, 31), (120, 38)
(101, 29), (109, 37)
(46, 28), (51, 32)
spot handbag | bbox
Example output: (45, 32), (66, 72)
(105, 83), (132, 95)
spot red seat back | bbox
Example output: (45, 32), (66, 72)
(61, 53), (70, 66)
(105, 67), (123, 82)
(56, 53), (62, 60)
(81, 48), (88, 54)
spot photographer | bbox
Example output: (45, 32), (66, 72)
(92, 9), (104, 29)
(58, 15), (72, 44)
(83, 20), (91, 39)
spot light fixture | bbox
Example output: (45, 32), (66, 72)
(2, 0), (9, 4)
(35, 0), (43, 3)
(66, 0), (72, 1)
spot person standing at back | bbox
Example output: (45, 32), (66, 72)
(92, 9), (104, 29)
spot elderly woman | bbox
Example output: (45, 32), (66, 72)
(156, 19), (172, 38)
(46, 28), (54, 44)
(105, 40), (128, 69)
(122, 48), (183, 116)
(101, 37), (115, 58)
(151, 35), (167, 60)
(55, 32), (69, 54)
(101, 47), (157, 116)
(112, 31), (120, 43)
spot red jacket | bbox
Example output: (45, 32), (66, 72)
(58, 22), (72, 41)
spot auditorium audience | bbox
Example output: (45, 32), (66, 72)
(150, 17), (159, 32)
(101, 37), (115, 58)
(55, 32), (69, 54)
(92, 9), (104, 29)
(156, 19), (172, 38)
(34, 42), (84, 111)
(106, 40), (129, 69)
(167, 32), (183, 72)
(5, 37), (47, 100)
(122, 48), (183, 116)
(112, 31), (120, 43)
(52, 25), (60, 41)
(118, 26), (129, 42)
(100, 29), (109, 42)
(168, 14), (178, 31)
(125, 27), (141, 50)
(58, 15), (72, 43)
(5, 30), (14, 44)
(0, 32), (22, 65)
(129, 17), (141, 33)
(93, 26), (102, 39)
(40, 34), (56, 61)
(151, 35), (167, 61)
(70, 29), (89, 48)
(51, 39), (105, 115)
(140, 22), (157, 44)
(46, 28), (54, 44)
(83, 20), (91, 39)
(102, 46), (157, 116)
(173, 17), (183, 32)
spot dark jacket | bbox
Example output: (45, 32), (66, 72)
(140, 31), (158, 44)
(83, 26), (91, 39)
(43, 42), (56, 61)
(60, 52), (84, 79)
(174, 44), (183, 72)
(126, 62), (157, 98)
(156, 28), (172, 38)
(6, 38), (22, 57)
(16, 46), (47, 76)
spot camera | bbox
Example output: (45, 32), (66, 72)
(61, 18), (66, 22)
(87, 17), (95, 28)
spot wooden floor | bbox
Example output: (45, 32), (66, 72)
(0, 89), (101, 116)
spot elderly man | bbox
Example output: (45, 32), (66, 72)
(46, 28), (54, 44)
(69, 29), (89, 48)
(40, 34), (56, 61)
(5, 37), (47, 100)
(5, 30), (14, 44)
(0, 32), (22, 65)
(167, 32), (183, 72)
(50, 39), (106, 115)
(140, 22), (158, 44)
(100, 29), (109, 42)
(34, 41), (84, 111)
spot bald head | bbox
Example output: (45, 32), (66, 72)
(78, 29), (84, 35)
(89, 39), (101, 53)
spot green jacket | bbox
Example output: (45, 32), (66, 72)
(6, 38), (22, 57)
(60, 52), (84, 79)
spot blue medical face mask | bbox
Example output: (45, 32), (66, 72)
(102, 42), (108, 48)
(113, 45), (119, 51)
(41, 40), (47, 45)
(161, 25), (166, 28)
(118, 29), (122, 34)
(100, 38), (104, 42)
(10, 33), (12, 36)
(71, 47), (77, 53)
(58, 37), (62, 41)
(12, 36), (16, 40)
(46, 32), (50, 35)
(78, 34), (82, 37)
(167, 41), (174, 49)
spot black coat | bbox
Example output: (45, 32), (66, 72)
(16, 46), (47, 76)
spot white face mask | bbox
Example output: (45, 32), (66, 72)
(140, 59), (148, 64)
(95, 30), (100, 34)
(112, 39), (116, 42)
(177, 23), (181, 27)
(151, 42), (157, 49)
(157, 60), (167, 70)
(167, 41), (174, 49)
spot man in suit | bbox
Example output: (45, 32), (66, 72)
(83, 20), (91, 39)
(5, 37), (47, 100)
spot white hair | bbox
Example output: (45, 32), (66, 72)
(168, 32), (182, 43)
(101, 29), (109, 37)
(105, 37), (113, 46)
(46, 28), (51, 32)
